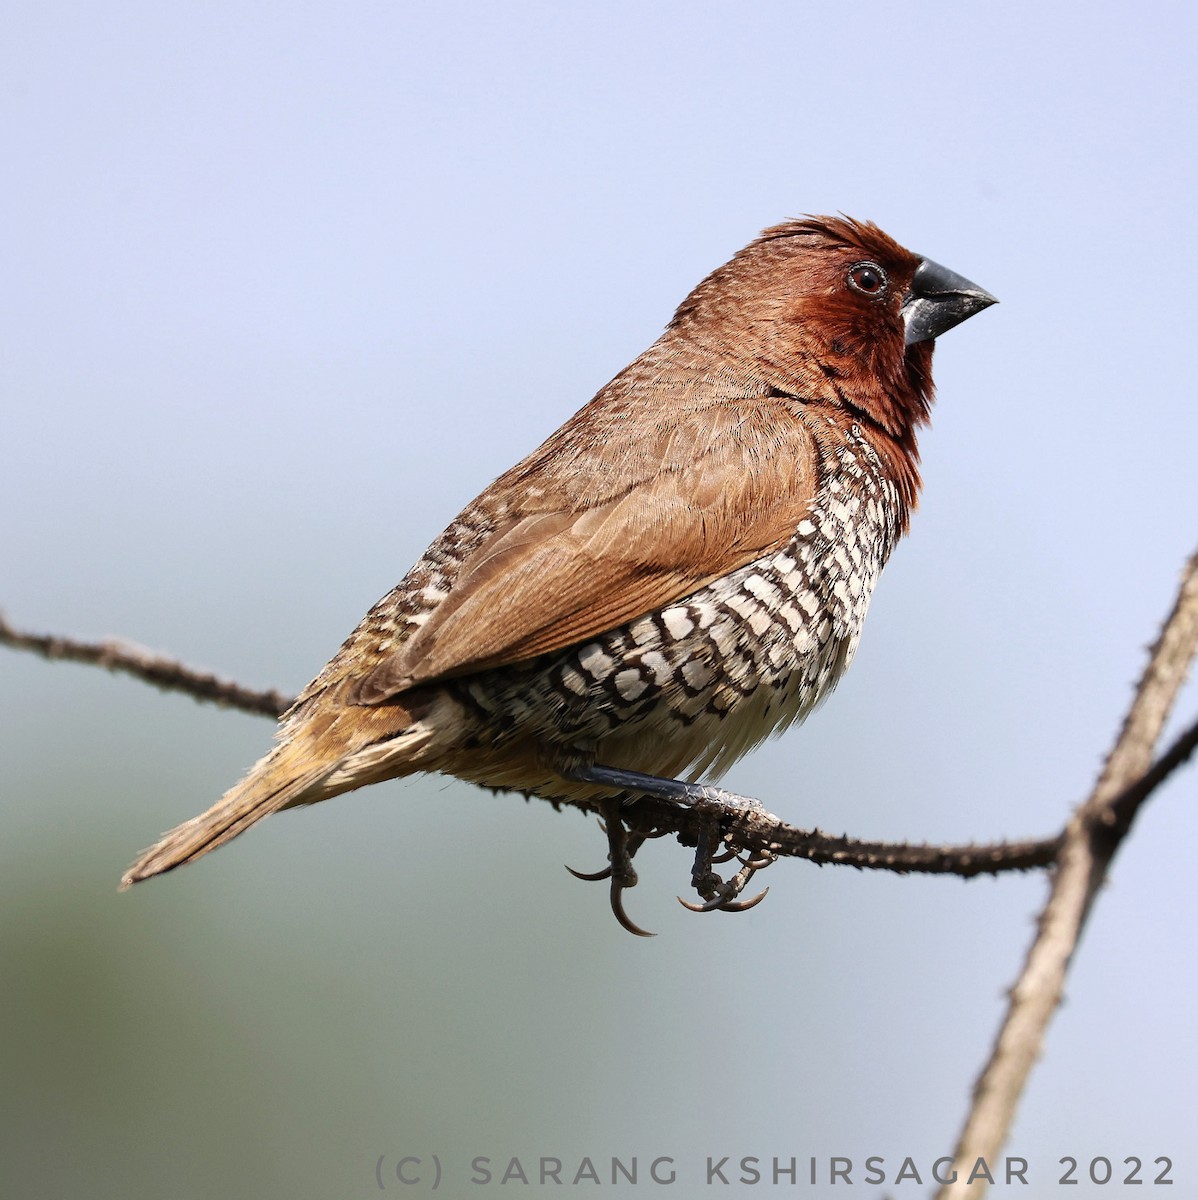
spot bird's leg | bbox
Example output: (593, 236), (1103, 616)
(563, 761), (767, 815)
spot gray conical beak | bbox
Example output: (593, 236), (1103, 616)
(902, 257), (997, 346)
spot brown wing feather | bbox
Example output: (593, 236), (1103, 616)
(353, 397), (822, 703)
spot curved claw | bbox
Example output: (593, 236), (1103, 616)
(677, 885), (770, 914)
(610, 879), (655, 937)
(743, 855), (776, 871)
(710, 846), (739, 864)
(565, 863), (613, 882)
(719, 886), (770, 912)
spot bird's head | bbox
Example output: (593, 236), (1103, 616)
(670, 214), (996, 441)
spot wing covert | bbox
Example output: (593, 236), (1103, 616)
(351, 399), (822, 704)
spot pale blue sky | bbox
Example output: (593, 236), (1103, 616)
(3, 3), (1196, 1196)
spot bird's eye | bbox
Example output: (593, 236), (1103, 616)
(847, 261), (888, 297)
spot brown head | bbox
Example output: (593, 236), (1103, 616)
(667, 215), (995, 505)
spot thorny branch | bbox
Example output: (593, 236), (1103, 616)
(2, 592), (1193, 887)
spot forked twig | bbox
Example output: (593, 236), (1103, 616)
(937, 548), (1198, 1200)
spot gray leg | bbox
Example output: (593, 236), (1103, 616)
(563, 761), (765, 814)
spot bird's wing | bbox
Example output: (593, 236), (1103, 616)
(351, 398), (823, 704)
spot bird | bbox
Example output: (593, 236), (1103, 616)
(121, 215), (995, 924)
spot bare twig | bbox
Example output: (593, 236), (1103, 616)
(938, 549), (1198, 1200)
(0, 613), (290, 718)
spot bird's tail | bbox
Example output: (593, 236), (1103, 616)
(119, 736), (338, 890)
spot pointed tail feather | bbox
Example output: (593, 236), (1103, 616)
(119, 743), (335, 890)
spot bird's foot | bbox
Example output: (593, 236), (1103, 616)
(565, 802), (659, 937)
(561, 761), (774, 933)
(679, 818), (775, 915)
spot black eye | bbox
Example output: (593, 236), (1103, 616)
(847, 261), (888, 297)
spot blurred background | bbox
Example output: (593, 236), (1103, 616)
(3, 2), (1196, 1196)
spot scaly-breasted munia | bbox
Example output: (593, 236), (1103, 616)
(122, 216), (995, 909)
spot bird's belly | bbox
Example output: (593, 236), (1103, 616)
(444, 511), (892, 799)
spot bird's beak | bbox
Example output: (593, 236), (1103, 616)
(902, 258), (997, 346)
